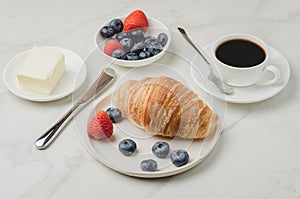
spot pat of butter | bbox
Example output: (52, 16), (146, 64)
(17, 47), (66, 95)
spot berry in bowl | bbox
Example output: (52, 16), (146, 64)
(95, 10), (171, 67)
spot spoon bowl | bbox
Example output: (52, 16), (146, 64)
(177, 27), (233, 95)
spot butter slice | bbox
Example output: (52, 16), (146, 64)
(17, 47), (66, 95)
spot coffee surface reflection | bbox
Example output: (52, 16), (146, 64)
(215, 39), (266, 68)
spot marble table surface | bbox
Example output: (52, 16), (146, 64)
(1, 0), (300, 198)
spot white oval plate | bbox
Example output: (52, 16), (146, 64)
(191, 44), (290, 103)
(3, 47), (87, 102)
(95, 17), (171, 67)
(74, 63), (224, 178)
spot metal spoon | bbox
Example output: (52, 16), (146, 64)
(35, 68), (115, 149)
(178, 27), (234, 95)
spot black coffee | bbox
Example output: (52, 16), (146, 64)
(215, 39), (266, 68)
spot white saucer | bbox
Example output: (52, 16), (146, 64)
(191, 44), (290, 103)
(3, 47), (87, 102)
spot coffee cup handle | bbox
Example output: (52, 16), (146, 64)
(256, 65), (281, 86)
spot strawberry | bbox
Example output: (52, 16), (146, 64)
(104, 40), (124, 56)
(87, 110), (113, 139)
(123, 10), (149, 32)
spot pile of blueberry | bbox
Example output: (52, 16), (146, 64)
(100, 19), (168, 61)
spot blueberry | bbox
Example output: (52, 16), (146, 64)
(143, 50), (152, 58)
(152, 141), (170, 158)
(120, 38), (134, 52)
(106, 107), (122, 122)
(143, 36), (157, 46)
(157, 33), (168, 47)
(170, 149), (189, 167)
(138, 51), (147, 59)
(112, 49), (126, 60)
(126, 52), (139, 60)
(131, 42), (145, 54)
(140, 159), (158, 172)
(129, 29), (144, 43)
(119, 139), (137, 156)
(115, 32), (128, 41)
(109, 18), (123, 34)
(146, 40), (162, 56)
(100, 26), (114, 38)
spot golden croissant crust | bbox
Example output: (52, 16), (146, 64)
(117, 76), (218, 139)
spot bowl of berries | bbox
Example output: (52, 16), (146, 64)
(95, 10), (171, 67)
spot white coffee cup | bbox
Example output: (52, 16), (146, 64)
(211, 34), (280, 87)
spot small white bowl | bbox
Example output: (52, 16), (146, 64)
(95, 17), (171, 67)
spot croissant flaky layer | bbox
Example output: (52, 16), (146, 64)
(117, 76), (218, 139)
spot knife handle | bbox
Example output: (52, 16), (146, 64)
(34, 103), (80, 150)
(34, 68), (115, 150)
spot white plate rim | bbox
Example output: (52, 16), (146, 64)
(191, 44), (291, 103)
(3, 47), (87, 102)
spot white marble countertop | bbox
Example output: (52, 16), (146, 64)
(1, 0), (300, 198)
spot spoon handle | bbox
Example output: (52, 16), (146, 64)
(178, 27), (234, 95)
(177, 27), (211, 66)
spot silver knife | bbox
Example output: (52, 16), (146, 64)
(35, 67), (115, 150)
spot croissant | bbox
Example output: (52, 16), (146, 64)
(117, 76), (218, 139)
